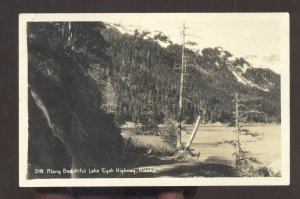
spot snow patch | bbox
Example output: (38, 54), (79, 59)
(241, 63), (250, 73)
(235, 63), (252, 74)
(230, 67), (270, 92)
(107, 23), (171, 48)
(231, 70), (247, 85)
(108, 23), (135, 35)
(156, 40), (170, 48)
(228, 56), (235, 62)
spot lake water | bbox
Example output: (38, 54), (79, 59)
(181, 124), (281, 168)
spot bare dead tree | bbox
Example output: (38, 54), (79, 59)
(176, 22), (202, 150)
(177, 22), (186, 148)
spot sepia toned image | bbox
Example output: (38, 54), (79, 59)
(19, 13), (290, 187)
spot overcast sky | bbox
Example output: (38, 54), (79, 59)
(27, 13), (287, 74)
(96, 13), (287, 74)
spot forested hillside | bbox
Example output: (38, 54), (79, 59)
(100, 24), (281, 124)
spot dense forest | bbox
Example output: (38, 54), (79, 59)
(100, 24), (280, 124)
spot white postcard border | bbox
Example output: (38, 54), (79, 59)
(19, 13), (290, 187)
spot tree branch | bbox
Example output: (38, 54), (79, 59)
(182, 97), (202, 109)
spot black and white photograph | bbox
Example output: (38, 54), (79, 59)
(19, 13), (290, 187)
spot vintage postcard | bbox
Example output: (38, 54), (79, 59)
(19, 13), (290, 187)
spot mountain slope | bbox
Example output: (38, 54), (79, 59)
(100, 24), (280, 124)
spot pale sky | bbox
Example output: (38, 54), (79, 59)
(97, 13), (287, 74)
(26, 13), (288, 74)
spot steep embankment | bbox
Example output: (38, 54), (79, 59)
(27, 22), (123, 178)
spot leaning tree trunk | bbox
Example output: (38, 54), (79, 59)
(185, 115), (201, 149)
